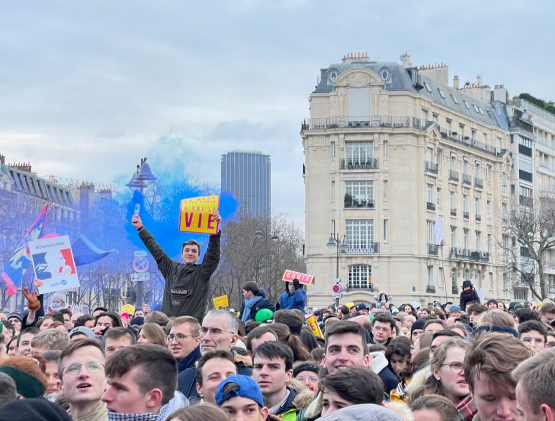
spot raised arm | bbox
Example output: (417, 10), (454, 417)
(133, 214), (175, 278)
(200, 211), (222, 279)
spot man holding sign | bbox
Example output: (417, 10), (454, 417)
(132, 209), (221, 322)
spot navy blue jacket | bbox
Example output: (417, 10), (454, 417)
(239, 289), (276, 321)
(378, 366), (400, 395)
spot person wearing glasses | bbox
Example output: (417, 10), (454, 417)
(370, 313), (396, 346)
(167, 316), (201, 373)
(177, 310), (253, 399)
(58, 338), (108, 421)
(293, 362), (319, 396)
(409, 338), (477, 421)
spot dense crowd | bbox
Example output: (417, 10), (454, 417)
(0, 213), (554, 421)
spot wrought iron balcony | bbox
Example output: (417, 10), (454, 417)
(343, 243), (380, 254)
(301, 116), (424, 131)
(340, 158), (379, 170)
(476, 214), (481, 222)
(470, 251), (481, 261)
(428, 243), (438, 255)
(463, 211), (469, 219)
(344, 199), (375, 209)
(439, 131), (504, 157)
(426, 285), (436, 293)
(508, 117), (534, 134)
(427, 202), (436, 211)
(450, 209), (457, 216)
(449, 247), (462, 259)
(475, 177), (483, 189)
(462, 249), (471, 259)
(425, 161), (438, 174)
(449, 170), (459, 182)
(346, 285), (374, 292)
(481, 252), (490, 262)
(463, 173), (472, 185)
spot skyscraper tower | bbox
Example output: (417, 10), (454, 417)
(221, 150), (271, 219)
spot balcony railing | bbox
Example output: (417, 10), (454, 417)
(428, 243), (438, 255)
(425, 161), (439, 174)
(427, 202), (436, 211)
(475, 177), (483, 189)
(439, 131), (504, 157)
(450, 247), (460, 259)
(449, 170), (459, 182)
(537, 135), (555, 150)
(462, 249), (471, 259)
(343, 243), (380, 254)
(540, 159), (554, 171)
(481, 252), (490, 262)
(450, 209), (457, 216)
(463, 211), (469, 219)
(476, 214), (482, 222)
(463, 173), (472, 185)
(340, 158), (379, 170)
(508, 117), (534, 134)
(301, 116), (423, 131)
(519, 195), (533, 207)
(344, 199), (375, 208)
(346, 284), (374, 292)
(426, 285), (436, 293)
(470, 251), (481, 261)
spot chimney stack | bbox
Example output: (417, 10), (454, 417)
(493, 84), (507, 103)
(453, 75), (459, 90)
(402, 52), (411, 68)
(0, 154), (5, 165)
(477, 74), (482, 87)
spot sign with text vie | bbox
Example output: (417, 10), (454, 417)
(179, 195), (220, 235)
(282, 270), (314, 286)
(213, 295), (229, 309)
(306, 314), (323, 338)
(29, 235), (80, 294)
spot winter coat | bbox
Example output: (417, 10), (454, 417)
(460, 288), (480, 311)
(318, 404), (404, 421)
(138, 228), (220, 322)
(239, 289), (276, 321)
(279, 288), (306, 312)
(272, 379), (313, 421)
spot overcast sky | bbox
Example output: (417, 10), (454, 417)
(1, 0), (554, 226)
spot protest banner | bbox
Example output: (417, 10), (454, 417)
(121, 304), (135, 316)
(306, 314), (322, 338)
(213, 295), (229, 309)
(29, 235), (80, 294)
(179, 195), (220, 235)
(282, 270), (314, 286)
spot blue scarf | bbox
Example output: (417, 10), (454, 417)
(242, 296), (263, 322)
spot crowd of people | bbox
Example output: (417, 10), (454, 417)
(1, 213), (555, 420)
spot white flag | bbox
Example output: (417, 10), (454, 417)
(434, 210), (444, 246)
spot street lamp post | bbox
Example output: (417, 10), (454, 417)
(327, 233), (347, 308)
(126, 158), (157, 310)
(254, 226), (278, 299)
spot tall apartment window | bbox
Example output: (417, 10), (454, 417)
(483, 133), (487, 145)
(450, 156), (456, 171)
(487, 200), (492, 217)
(489, 272), (493, 290)
(348, 265), (371, 289)
(450, 191), (456, 211)
(438, 267), (443, 285)
(502, 203), (508, 220)
(426, 147), (432, 163)
(459, 124), (465, 141)
(346, 142), (373, 165)
(503, 273), (509, 297)
(427, 184), (434, 204)
(475, 198), (481, 217)
(427, 220), (435, 245)
(463, 195), (468, 212)
(383, 219), (388, 242)
(331, 219), (335, 234)
(345, 220), (374, 252)
(331, 181), (335, 201)
(463, 160), (469, 176)
(383, 141), (388, 158)
(488, 234), (492, 254)
(383, 180), (388, 200)
(433, 114), (438, 124)
(519, 159), (533, 174)
(331, 142), (336, 159)
(437, 188), (442, 206)
(486, 165), (492, 183)
(436, 150), (442, 169)
(446, 120), (451, 136)
(471, 130), (477, 145)
(475, 162), (481, 178)
(427, 266), (434, 287)
(451, 227), (457, 248)
(463, 229), (469, 250)
(476, 231), (481, 252)
(346, 181), (373, 204)
(519, 136), (532, 148)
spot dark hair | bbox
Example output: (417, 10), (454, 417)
(541, 302), (555, 315)
(340, 305), (350, 316)
(310, 347), (325, 364)
(325, 321), (368, 356)
(92, 307), (108, 314)
(385, 336), (411, 379)
(242, 282), (259, 295)
(432, 330), (463, 341)
(253, 341), (294, 372)
(269, 323), (312, 361)
(378, 293), (388, 301)
(103, 327), (137, 349)
(245, 325), (278, 352)
(244, 322), (262, 335)
(195, 350), (235, 386)
(468, 303), (488, 315)
(17, 327), (39, 346)
(273, 310), (303, 335)
(59, 308), (72, 317)
(168, 404), (229, 421)
(182, 240), (201, 254)
(368, 344), (387, 353)
(320, 366), (384, 405)
(58, 338), (105, 378)
(73, 314), (95, 328)
(514, 308), (541, 323)
(410, 395), (460, 421)
(43, 349), (62, 363)
(518, 320), (548, 340)
(95, 312), (122, 328)
(6, 335), (18, 353)
(105, 344), (177, 406)
(374, 313), (396, 330)
(423, 319), (448, 332)
(300, 328), (319, 352)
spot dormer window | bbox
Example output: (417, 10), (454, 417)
(438, 88), (446, 99)
(451, 94), (459, 104)
(425, 82), (432, 93)
(464, 100), (471, 109)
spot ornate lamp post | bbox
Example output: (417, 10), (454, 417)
(327, 233), (347, 308)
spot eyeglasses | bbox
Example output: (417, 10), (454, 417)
(200, 327), (233, 337)
(373, 327), (391, 333)
(63, 361), (104, 376)
(440, 362), (464, 374)
(297, 375), (318, 382)
(167, 334), (196, 343)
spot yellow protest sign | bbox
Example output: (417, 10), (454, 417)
(306, 314), (322, 338)
(121, 304), (135, 316)
(179, 195), (220, 235)
(346, 302), (355, 308)
(213, 295), (229, 309)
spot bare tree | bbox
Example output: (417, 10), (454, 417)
(498, 193), (555, 300)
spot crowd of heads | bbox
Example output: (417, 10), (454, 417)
(1, 288), (555, 421)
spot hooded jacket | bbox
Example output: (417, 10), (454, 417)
(138, 228), (220, 322)
(460, 283), (480, 310)
(270, 379), (313, 421)
(278, 280), (306, 312)
(239, 289), (276, 321)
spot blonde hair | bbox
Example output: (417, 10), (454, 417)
(476, 309), (515, 328)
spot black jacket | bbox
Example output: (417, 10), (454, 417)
(239, 289), (276, 321)
(138, 228), (221, 322)
(460, 289), (480, 311)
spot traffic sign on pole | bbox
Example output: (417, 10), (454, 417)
(332, 284), (342, 294)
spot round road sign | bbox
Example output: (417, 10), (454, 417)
(133, 257), (149, 273)
(332, 284), (342, 294)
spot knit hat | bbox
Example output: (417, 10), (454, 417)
(7, 313), (22, 323)
(0, 366), (46, 399)
(358, 303), (368, 311)
(50, 291), (67, 310)
(411, 318), (427, 334)
(514, 303), (525, 310)
(449, 304), (462, 314)
(68, 326), (96, 339)
(487, 299), (498, 306)
(0, 398), (71, 421)
(293, 363), (320, 378)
